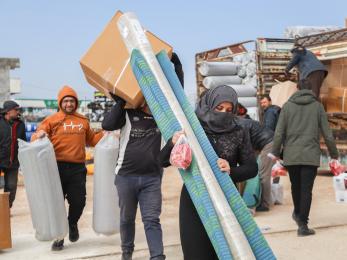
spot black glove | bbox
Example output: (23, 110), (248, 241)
(109, 92), (126, 104)
(284, 70), (290, 78)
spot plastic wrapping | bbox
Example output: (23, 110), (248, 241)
(246, 107), (259, 121)
(246, 63), (256, 78)
(271, 183), (283, 205)
(329, 159), (346, 176)
(93, 132), (120, 235)
(271, 161), (287, 177)
(198, 61), (240, 76)
(18, 137), (68, 241)
(333, 173), (347, 203)
(242, 76), (258, 88)
(203, 75), (242, 89)
(284, 26), (340, 38)
(238, 97), (257, 108)
(118, 12), (256, 260)
(169, 135), (192, 169)
(225, 84), (257, 97)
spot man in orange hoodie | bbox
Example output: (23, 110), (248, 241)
(32, 85), (102, 251)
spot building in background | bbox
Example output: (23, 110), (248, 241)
(0, 58), (20, 106)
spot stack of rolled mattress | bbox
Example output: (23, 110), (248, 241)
(199, 53), (259, 120)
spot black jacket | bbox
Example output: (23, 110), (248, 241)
(0, 115), (26, 169)
(285, 48), (327, 80)
(263, 105), (281, 132)
(102, 99), (163, 176)
(160, 125), (258, 184)
(237, 117), (273, 151)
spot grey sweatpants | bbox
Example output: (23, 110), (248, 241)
(259, 142), (275, 208)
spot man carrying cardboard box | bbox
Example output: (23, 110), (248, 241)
(102, 54), (183, 260)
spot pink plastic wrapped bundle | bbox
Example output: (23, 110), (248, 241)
(329, 159), (346, 176)
(169, 135), (192, 169)
(271, 161), (287, 178)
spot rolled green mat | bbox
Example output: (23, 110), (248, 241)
(130, 50), (233, 259)
(156, 51), (276, 259)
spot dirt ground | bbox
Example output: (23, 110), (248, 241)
(1, 167), (347, 260)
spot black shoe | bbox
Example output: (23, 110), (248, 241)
(69, 224), (79, 242)
(256, 205), (269, 212)
(121, 252), (133, 260)
(292, 212), (300, 225)
(298, 225), (315, 237)
(51, 239), (64, 251)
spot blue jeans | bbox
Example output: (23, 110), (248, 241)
(115, 174), (165, 260)
(0, 167), (18, 208)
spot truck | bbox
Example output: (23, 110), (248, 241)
(195, 26), (347, 170)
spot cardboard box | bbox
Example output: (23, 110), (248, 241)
(80, 11), (173, 108)
(322, 58), (347, 90)
(0, 192), (12, 249)
(327, 87), (347, 112)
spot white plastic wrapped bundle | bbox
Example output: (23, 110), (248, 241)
(284, 26), (340, 38)
(246, 63), (256, 78)
(243, 76), (258, 88)
(238, 67), (247, 78)
(18, 137), (68, 241)
(198, 61), (240, 76)
(118, 12), (255, 260)
(93, 132), (120, 235)
(246, 107), (259, 121)
(225, 84), (257, 97)
(238, 97), (257, 108)
(203, 76), (242, 89)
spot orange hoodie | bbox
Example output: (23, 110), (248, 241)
(32, 86), (103, 163)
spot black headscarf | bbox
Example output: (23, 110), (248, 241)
(195, 85), (239, 134)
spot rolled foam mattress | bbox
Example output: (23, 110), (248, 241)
(203, 76), (242, 89)
(199, 61), (240, 76)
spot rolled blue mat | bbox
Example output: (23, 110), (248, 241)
(156, 50), (276, 260)
(130, 49), (233, 259)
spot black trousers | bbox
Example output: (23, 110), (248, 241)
(179, 185), (218, 260)
(306, 70), (326, 98)
(57, 162), (87, 225)
(0, 167), (19, 208)
(287, 165), (317, 225)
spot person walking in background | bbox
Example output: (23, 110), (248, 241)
(32, 86), (103, 251)
(237, 112), (275, 212)
(0, 100), (26, 209)
(285, 42), (328, 98)
(101, 53), (184, 260)
(271, 80), (339, 236)
(259, 94), (281, 132)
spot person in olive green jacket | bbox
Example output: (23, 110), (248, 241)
(272, 80), (339, 237)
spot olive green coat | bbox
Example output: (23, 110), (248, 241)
(272, 90), (338, 166)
